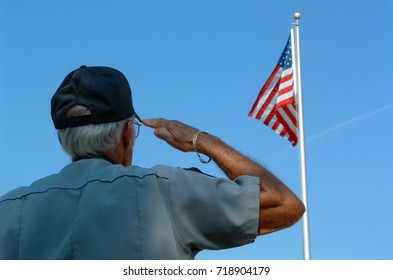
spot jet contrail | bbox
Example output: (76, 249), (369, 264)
(263, 103), (393, 160)
(307, 103), (393, 143)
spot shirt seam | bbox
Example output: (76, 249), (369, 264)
(135, 182), (144, 259)
(16, 196), (25, 260)
(0, 173), (169, 203)
(167, 168), (194, 259)
(70, 187), (83, 260)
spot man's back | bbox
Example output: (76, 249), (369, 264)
(0, 158), (259, 259)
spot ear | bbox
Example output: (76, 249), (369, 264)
(122, 121), (134, 148)
(121, 121), (135, 166)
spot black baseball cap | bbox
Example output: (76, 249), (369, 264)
(51, 65), (141, 129)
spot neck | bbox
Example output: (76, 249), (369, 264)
(72, 147), (132, 167)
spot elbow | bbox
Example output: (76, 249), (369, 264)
(291, 197), (306, 224)
(283, 194), (306, 229)
(258, 180), (306, 235)
(258, 192), (306, 236)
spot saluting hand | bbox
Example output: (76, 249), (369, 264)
(142, 118), (199, 153)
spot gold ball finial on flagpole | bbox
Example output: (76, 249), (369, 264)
(294, 12), (301, 20)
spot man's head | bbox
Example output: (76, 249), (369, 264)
(51, 65), (140, 128)
(51, 66), (141, 166)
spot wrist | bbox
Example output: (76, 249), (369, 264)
(192, 131), (211, 164)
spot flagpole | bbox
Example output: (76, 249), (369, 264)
(293, 12), (311, 260)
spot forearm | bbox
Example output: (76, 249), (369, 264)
(196, 132), (275, 182)
(197, 132), (294, 209)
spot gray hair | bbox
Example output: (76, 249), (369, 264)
(57, 105), (130, 159)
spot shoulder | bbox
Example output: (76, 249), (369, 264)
(0, 168), (66, 203)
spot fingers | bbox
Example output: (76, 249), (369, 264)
(142, 118), (169, 129)
(142, 118), (176, 140)
(142, 118), (172, 141)
(153, 127), (172, 140)
(143, 118), (196, 135)
(141, 118), (198, 152)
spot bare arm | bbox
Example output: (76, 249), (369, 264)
(142, 118), (305, 235)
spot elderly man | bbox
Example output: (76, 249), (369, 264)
(0, 65), (305, 259)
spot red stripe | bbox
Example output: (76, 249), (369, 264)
(279, 72), (293, 84)
(282, 104), (297, 125)
(264, 89), (282, 124)
(278, 74), (293, 97)
(271, 120), (280, 131)
(277, 95), (295, 108)
(276, 106), (298, 146)
(256, 81), (280, 120)
(248, 65), (281, 116)
(278, 86), (293, 97)
(279, 128), (287, 137)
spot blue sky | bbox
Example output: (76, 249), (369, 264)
(1, 0), (392, 260)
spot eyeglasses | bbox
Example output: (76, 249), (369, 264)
(133, 119), (142, 138)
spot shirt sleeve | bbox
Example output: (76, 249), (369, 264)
(167, 167), (260, 254)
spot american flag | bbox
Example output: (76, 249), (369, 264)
(248, 32), (298, 146)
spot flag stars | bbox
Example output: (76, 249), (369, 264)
(278, 37), (293, 69)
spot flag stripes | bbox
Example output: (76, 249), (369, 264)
(248, 32), (298, 146)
